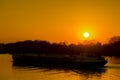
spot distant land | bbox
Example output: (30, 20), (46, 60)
(0, 36), (120, 57)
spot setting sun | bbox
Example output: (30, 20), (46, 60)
(84, 32), (89, 38)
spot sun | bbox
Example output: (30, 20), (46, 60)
(83, 32), (89, 38)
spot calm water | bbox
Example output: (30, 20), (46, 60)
(0, 54), (120, 80)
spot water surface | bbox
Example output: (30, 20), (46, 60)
(0, 54), (120, 80)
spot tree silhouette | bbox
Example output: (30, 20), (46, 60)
(0, 36), (120, 57)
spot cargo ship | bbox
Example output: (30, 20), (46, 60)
(12, 53), (107, 68)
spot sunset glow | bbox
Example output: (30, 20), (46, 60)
(0, 0), (120, 44)
(84, 32), (89, 38)
(0, 1), (120, 80)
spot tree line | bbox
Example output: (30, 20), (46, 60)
(0, 36), (120, 57)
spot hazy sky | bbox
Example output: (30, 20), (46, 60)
(0, 0), (120, 43)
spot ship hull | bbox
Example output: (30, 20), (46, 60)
(12, 54), (107, 68)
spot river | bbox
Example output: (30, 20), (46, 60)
(0, 54), (120, 80)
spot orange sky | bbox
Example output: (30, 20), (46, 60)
(0, 0), (120, 43)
